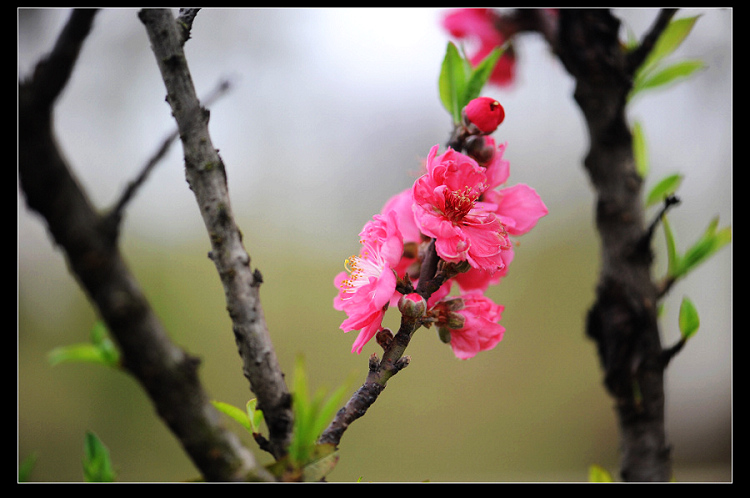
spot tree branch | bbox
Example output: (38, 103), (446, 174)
(19, 8), (269, 482)
(556, 8), (675, 481)
(138, 8), (294, 461)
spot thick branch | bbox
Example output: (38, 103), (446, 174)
(557, 9), (673, 481)
(138, 8), (293, 460)
(19, 9), (268, 482)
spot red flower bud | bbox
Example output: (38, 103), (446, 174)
(463, 97), (505, 134)
(398, 293), (427, 319)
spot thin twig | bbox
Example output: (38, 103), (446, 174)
(105, 77), (234, 231)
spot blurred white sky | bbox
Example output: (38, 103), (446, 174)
(18, 8), (732, 461)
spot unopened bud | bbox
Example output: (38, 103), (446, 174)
(463, 97), (505, 134)
(398, 293), (427, 319)
(376, 328), (394, 349)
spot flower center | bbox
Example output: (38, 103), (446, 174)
(444, 185), (482, 223)
(340, 250), (385, 295)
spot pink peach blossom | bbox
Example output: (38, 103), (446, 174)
(444, 293), (506, 360)
(481, 137), (548, 237)
(412, 145), (511, 273)
(334, 211), (403, 353)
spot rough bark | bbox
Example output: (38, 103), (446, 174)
(19, 9), (270, 482)
(554, 9), (677, 481)
(138, 8), (294, 461)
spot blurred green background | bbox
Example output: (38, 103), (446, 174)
(18, 8), (731, 482)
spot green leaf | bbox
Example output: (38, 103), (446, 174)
(633, 59), (705, 96)
(639, 16), (701, 76)
(630, 16), (702, 102)
(678, 296), (700, 340)
(82, 431), (116, 482)
(246, 399), (264, 434)
(663, 215), (731, 281)
(674, 219), (731, 278)
(462, 45), (503, 106)
(48, 343), (108, 366)
(212, 400), (253, 433)
(662, 214), (679, 277)
(645, 173), (683, 207)
(588, 464), (614, 482)
(48, 322), (120, 368)
(287, 356), (351, 478)
(18, 452), (37, 482)
(439, 42), (467, 124)
(632, 121), (649, 177)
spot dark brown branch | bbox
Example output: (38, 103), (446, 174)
(626, 9), (678, 74)
(138, 8), (294, 461)
(19, 9), (269, 482)
(557, 8), (674, 482)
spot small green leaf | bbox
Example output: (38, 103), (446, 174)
(48, 343), (107, 366)
(646, 173), (683, 207)
(630, 16), (702, 102)
(18, 452), (38, 482)
(462, 45), (503, 106)
(82, 431), (116, 482)
(632, 121), (649, 178)
(588, 464), (614, 482)
(662, 214), (679, 277)
(439, 42), (467, 124)
(633, 59), (705, 96)
(287, 355), (350, 478)
(246, 399), (264, 434)
(48, 322), (120, 368)
(639, 16), (701, 76)
(678, 296), (700, 340)
(674, 219), (731, 278)
(212, 400), (252, 433)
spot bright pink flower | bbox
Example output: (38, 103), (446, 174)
(412, 145), (511, 273)
(452, 138), (546, 292)
(481, 137), (548, 237)
(439, 293), (506, 359)
(380, 188), (453, 307)
(442, 8), (515, 87)
(464, 97), (505, 134)
(334, 211), (403, 353)
(453, 247), (513, 292)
